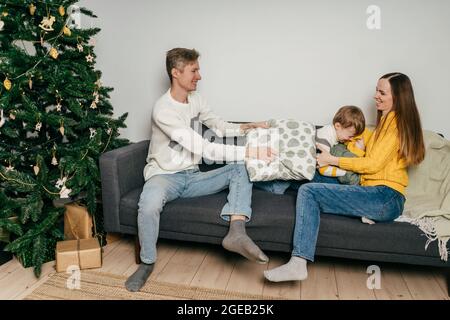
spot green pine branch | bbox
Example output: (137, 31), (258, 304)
(0, 0), (129, 275)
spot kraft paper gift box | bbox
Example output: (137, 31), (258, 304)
(64, 203), (93, 240)
(56, 238), (102, 272)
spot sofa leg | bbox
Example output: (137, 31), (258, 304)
(134, 236), (142, 265)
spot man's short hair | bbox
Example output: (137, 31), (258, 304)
(332, 105), (365, 136)
(166, 48), (200, 83)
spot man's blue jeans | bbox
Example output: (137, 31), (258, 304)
(255, 173), (405, 262)
(137, 163), (252, 264)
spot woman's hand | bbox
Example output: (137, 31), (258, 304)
(316, 144), (339, 167)
(240, 121), (270, 134)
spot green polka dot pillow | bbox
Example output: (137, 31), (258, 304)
(245, 119), (317, 182)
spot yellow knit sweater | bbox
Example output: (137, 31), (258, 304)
(338, 112), (408, 195)
(347, 128), (373, 157)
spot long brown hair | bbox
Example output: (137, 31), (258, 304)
(376, 73), (425, 166)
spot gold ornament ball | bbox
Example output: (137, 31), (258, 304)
(49, 48), (59, 59)
(58, 6), (66, 16)
(3, 78), (11, 90)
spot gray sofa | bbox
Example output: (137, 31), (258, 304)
(99, 128), (450, 295)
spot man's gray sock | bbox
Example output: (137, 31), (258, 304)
(222, 219), (269, 264)
(125, 263), (154, 292)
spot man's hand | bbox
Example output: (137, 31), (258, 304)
(246, 146), (277, 163)
(316, 144), (339, 168)
(240, 121), (270, 134)
(355, 138), (365, 151)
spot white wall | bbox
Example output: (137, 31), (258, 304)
(80, 0), (450, 142)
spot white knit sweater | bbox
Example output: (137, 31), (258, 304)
(143, 90), (246, 181)
(315, 124), (338, 152)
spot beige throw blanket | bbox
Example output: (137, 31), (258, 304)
(397, 130), (450, 261)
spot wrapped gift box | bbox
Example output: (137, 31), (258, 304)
(64, 203), (93, 240)
(56, 238), (102, 273)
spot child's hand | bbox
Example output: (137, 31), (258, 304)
(355, 138), (365, 151)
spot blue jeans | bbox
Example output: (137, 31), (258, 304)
(254, 173), (405, 262)
(293, 182), (405, 261)
(254, 171), (337, 194)
(254, 180), (292, 194)
(137, 163), (252, 264)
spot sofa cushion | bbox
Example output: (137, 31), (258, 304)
(120, 188), (441, 259)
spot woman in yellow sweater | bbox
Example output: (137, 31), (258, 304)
(264, 73), (426, 282)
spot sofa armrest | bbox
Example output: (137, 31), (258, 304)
(100, 140), (149, 232)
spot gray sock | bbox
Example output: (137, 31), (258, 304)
(264, 256), (308, 282)
(222, 220), (269, 264)
(125, 263), (154, 292)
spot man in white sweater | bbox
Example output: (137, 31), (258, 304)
(126, 48), (276, 292)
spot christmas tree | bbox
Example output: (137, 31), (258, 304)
(0, 0), (129, 276)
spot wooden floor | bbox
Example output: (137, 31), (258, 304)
(0, 235), (448, 300)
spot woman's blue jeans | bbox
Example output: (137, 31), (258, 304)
(255, 174), (405, 262)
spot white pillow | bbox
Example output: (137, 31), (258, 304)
(245, 119), (317, 182)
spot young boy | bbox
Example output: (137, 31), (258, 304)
(317, 105), (372, 185)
